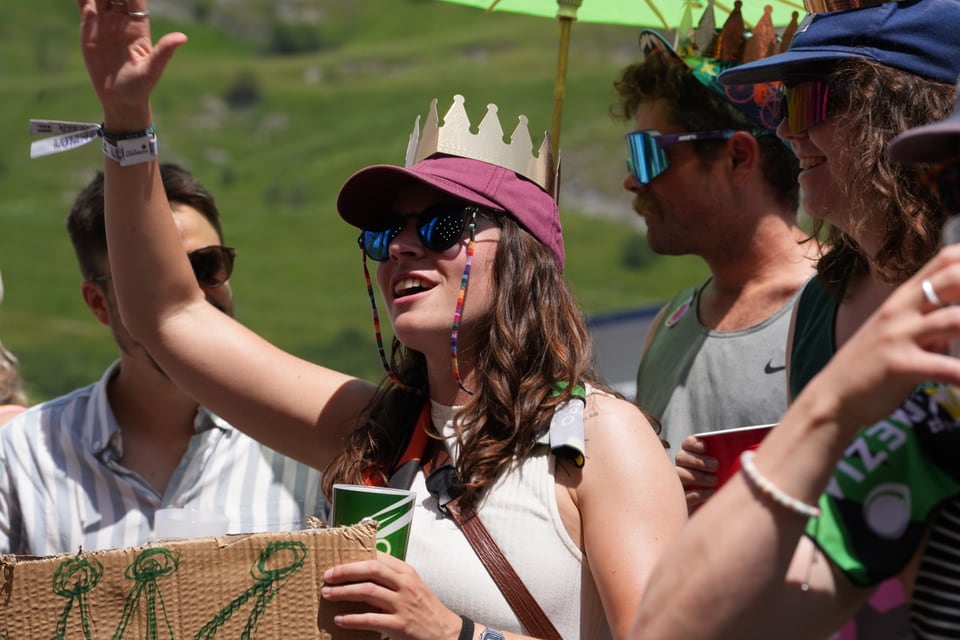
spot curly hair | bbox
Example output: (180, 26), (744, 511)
(322, 215), (619, 505)
(811, 59), (955, 297)
(612, 54), (800, 212)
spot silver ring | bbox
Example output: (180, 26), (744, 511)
(922, 278), (944, 307)
(127, 10), (149, 17)
(109, 0), (126, 5)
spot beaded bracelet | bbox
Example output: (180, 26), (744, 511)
(739, 450), (821, 519)
(99, 122), (157, 141)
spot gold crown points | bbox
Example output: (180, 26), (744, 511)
(405, 95), (558, 200)
(675, 0), (800, 69)
(803, 0), (892, 13)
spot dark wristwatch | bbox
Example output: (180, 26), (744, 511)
(480, 629), (506, 640)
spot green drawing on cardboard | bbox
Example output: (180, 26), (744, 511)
(112, 547), (180, 640)
(192, 541), (307, 639)
(51, 555), (103, 640)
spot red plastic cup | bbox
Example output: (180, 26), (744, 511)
(697, 424), (775, 488)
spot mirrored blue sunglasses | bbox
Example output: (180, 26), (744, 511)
(358, 203), (484, 262)
(625, 129), (740, 185)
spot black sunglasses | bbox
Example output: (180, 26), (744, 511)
(92, 245), (236, 289)
(357, 203), (485, 262)
(188, 245), (237, 288)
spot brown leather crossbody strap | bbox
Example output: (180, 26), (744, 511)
(444, 497), (563, 640)
(392, 407), (564, 640)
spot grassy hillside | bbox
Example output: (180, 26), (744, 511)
(0, 0), (707, 401)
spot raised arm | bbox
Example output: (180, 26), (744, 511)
(631, 243), (960, 638)
(77, 0), (375, 469)
(579, 393), (687, 638)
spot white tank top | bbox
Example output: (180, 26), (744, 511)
(404, 401), (611, 639)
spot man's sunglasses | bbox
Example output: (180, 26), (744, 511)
(779, 78), (840, 134)
(626, 129), (749, 185)
(923, 158), (960, 216)
(188, 245), (237, 288)
(358, 203), (486, 262)
(91, 245), (236, 289)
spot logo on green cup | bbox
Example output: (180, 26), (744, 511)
(332, 485), (416, 560)
(366, 497), (415, 557)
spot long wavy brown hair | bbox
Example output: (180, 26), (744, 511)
(322, 215), (620, 505)
(811, 59), (955, 297)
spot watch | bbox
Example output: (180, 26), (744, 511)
(480, 628), (506, 640)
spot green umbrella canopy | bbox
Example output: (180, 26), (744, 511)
(439, 0), (805, 30)
(435, 0), (806, 161)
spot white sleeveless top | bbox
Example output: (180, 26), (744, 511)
(404, 401), (611, 639)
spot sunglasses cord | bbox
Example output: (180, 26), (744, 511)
(450, 220), (476, 395)
(361, 252), (425, 396)
(359, 218), (477, 396)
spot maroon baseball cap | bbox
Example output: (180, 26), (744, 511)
(337, 154), (565, 270)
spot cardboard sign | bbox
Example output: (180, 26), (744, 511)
(0, 523), (379, 639)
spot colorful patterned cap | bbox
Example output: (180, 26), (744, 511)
(639, 0), (800, 132)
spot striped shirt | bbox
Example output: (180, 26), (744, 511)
(911, 498), (960, 639)
(0, 361), (327, 556)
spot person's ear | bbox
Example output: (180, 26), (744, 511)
(81, 279), (111, 326)
(727, 131), (760, 185)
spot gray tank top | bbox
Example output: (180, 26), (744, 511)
(635, 279), (798, 449)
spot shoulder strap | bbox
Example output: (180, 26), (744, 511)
(442, 495), (563, 640)
(423, 444), (563, 640)
(383, 400), (568, 639)
(386, 403), (433, 490)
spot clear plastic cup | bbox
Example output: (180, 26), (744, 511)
(152, 507), (230, 541)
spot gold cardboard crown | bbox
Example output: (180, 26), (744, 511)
(405, 94), (558, 200)
(677, 0), (799, 64)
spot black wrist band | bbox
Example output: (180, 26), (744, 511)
(99, 122), (157, 141)
(458, 615), (475, 640)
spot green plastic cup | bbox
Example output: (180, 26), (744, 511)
(331, 484), (416, 560)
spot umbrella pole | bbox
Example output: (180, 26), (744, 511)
(551, 14), (573, 162)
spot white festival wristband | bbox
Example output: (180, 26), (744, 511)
(102, 133), (158, 167)
(29, 119), (158, 167)
(29, 119), (102, 158)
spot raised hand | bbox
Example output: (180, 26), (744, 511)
(806, 242), (960, 434)
(78, 0), (186, 126)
